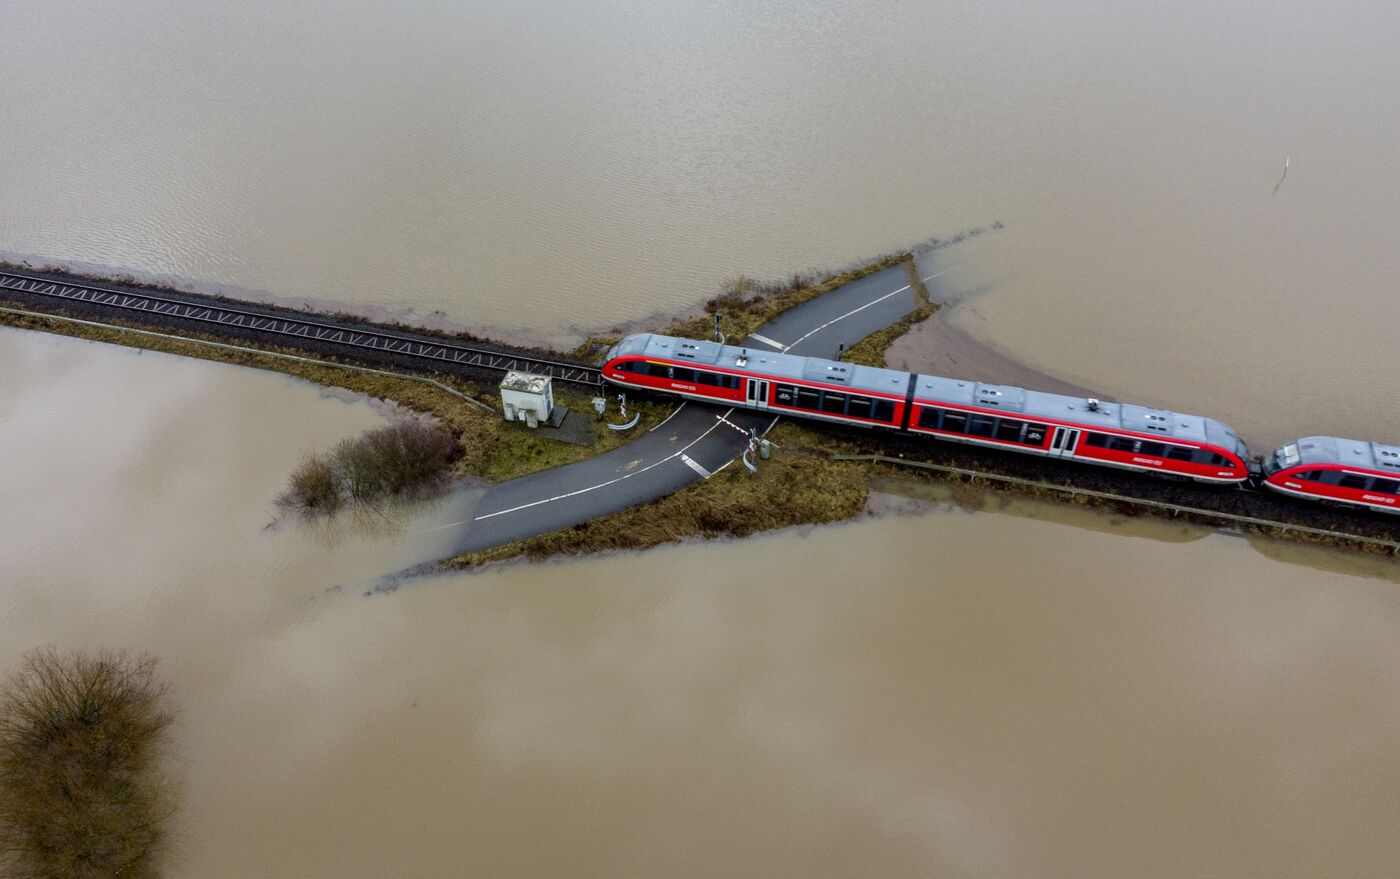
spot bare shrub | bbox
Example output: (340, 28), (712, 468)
(277, 453), (343, 516)
(277, 420), (456, 517)
(0, 648), (175, 879)
(359, 420), (455, 498)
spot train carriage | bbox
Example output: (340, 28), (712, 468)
(1262, 436), (1400, 514)
(906, 376), (1249, 483)
(603, 333), (1251, 484)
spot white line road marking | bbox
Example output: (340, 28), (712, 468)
(471, 407), (737, 522)
(749, 332), (784, 350)
(649, 401), (687, 432)
(681, 454), (713, 479)
(920, 269), (947, 284)
(782, 284), (911, 353)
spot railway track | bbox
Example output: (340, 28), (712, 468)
(0, 269), (602, 386)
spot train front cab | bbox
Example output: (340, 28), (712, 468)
(1262, 440), (1400, 514)
(908, 401), (1249, 484)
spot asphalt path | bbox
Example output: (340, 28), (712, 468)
(449, 264), (919, 553)
(740, 264), (916, 359)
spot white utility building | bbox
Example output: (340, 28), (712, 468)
(499, 371), (555, 428)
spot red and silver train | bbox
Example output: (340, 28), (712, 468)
(1261, 437), (1400, 514)
(601, 332), (1400, 516)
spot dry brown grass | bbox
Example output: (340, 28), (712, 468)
(0, 648), (175, 879)
(570, 252), (910, 360)
(446, 422), (870, 567)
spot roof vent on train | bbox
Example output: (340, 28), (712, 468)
(1121, 406), (1174, 434)
(975, 383), (1025, 411)
(674, 340), (721, 363)
(805, 361), (851, 384)
(1377, 447), (1400, 468)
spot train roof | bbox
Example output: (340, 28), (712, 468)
(1289, 436), (1400, 472)
(619, 332), (911, 395)
(619, 332), (1244, 449)
(911, 375), (1239, 447)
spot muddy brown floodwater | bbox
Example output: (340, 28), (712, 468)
(4, 0), (1400, 875)
(3, 331), (1400, 878)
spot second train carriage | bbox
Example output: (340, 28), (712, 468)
(1262, 436), (1400, 515)
(602, 333), (1251, 484)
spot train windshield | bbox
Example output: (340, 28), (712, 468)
(1265, 443), (1300, 476)
(603, 343), (620, 364)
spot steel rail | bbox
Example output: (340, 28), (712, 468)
(0, 270), (602, 386)
(0, 304), (499, 414)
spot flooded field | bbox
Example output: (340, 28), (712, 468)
(3, 329), (1400, 878)
(4, 0), (1400, 874)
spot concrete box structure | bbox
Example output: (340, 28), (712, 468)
(500, 371), (554, 428)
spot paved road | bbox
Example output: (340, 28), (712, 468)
(449, 264), (919, 553)
(741, 264), (916, 359)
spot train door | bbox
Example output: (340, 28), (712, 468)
(745, 379), (770, 409)
(1049, 427), (1080, 458)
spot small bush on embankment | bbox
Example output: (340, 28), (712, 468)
(279, 419), (457, 516)
(0, 648), (175, 879)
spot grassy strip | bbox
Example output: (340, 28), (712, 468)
(571, 251), (910, 360)
(0, 305), (668, 483)
(866, 462), (1400, 557)
(446, 420), (869, 568)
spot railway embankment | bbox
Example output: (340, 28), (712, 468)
(0, 261), (596, 389)
(4, 251), (1395, 567)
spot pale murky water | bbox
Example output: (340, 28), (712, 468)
(4, 0), (1400, 874)
(4, 330), (1400, 878)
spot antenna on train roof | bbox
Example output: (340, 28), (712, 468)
(1087, 398), (1100, 412)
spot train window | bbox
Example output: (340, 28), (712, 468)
(1107, 436), (1137, 452)
(1339, 473), (1372, 490)
(1166, 446), (1194, 461)
(821, 392), (848, 414)
(996, 419), (1025, 442)
(918, 407), (942, 429)
(646, 362), (671, 378)
(1021, 423), (1049, 446)
(873, 400), (895, 422)
(1084, 433), (1111, 449)
(671, 367), (695, 383)
(1293, 470), (1320, 482)
(613, 361), (634, 372)
(1372, 479), (1400, 495)
(846, 396), (874, 419)
(723, 374), (741, 390)
(696, 371), (718, 386)
(797, 388), (821, 409)
(968, 416), (997, 438)
(774, 384), (796, 404)
(941, 412), (968, 434)
(1138, 441), (1166, 457)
